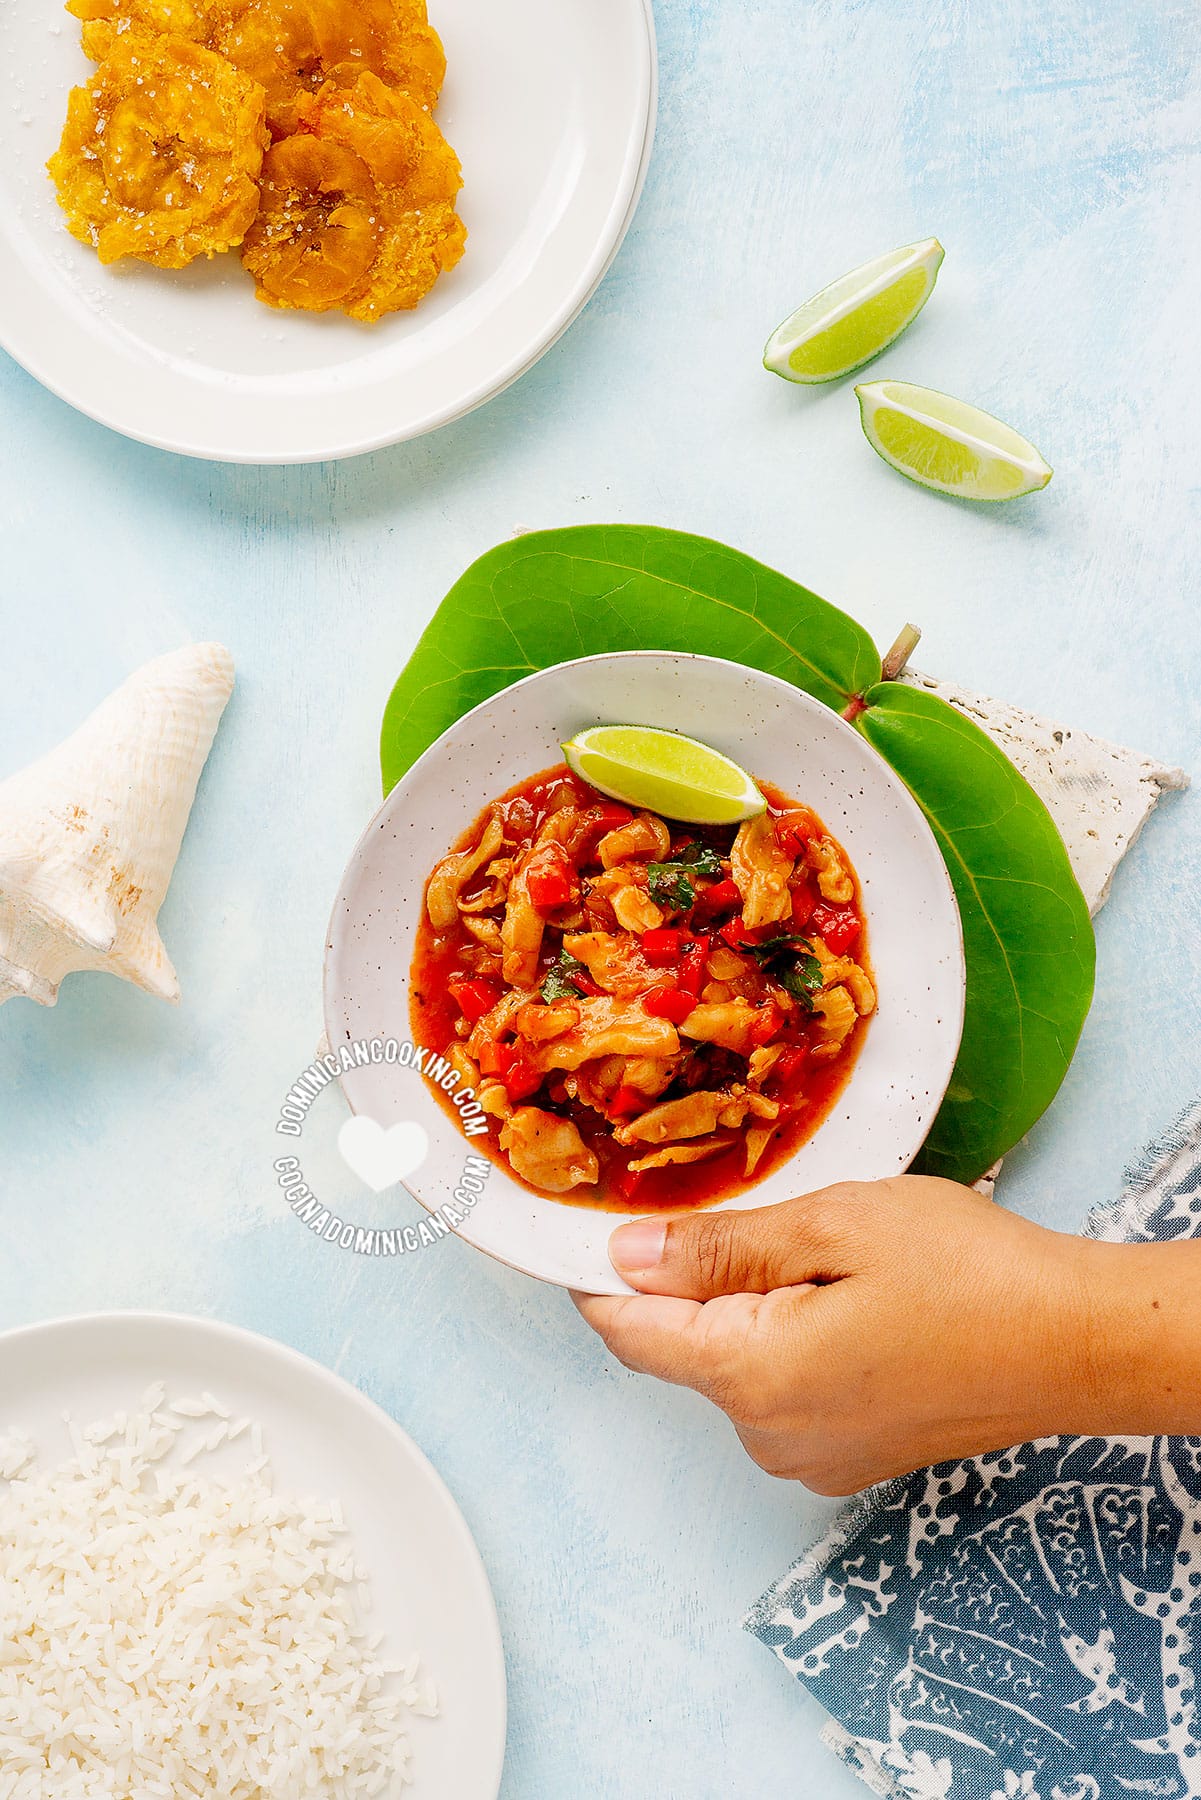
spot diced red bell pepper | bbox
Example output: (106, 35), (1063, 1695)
(789, 883), (817, 929)
(812, 904), (861, 953)
(525, 845), (575, 913)
(499, 1042), (542, 1101)
(503, 1066), (543, 1103)
(719, 916), (755, 951)
(676, 934), (711, 998)
(774, 808), (822, 857)
(773, 1045), (807, 1083)
(591, 802), (635, 834)
(527, 867), (573, 911)
(609, 1083), (646, 1116)
(616, 1162), (648, 1203)
(697, 877), (742, 915)
(478, 1038), (541, 1100)
(748, 1001), (785, 1046)
(641, 985), (696, 1025)
(447, 976), (503, 1023)
(641, 926), (684, 966)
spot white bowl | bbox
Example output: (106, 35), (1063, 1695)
(323, 653), (965, 1294)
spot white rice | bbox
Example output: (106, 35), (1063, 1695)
(0, 1392), (436, 1798)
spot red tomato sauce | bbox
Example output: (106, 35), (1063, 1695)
(410, 765), (871, 1214)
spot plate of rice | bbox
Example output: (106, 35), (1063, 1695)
(0, 1310), (506, 1799)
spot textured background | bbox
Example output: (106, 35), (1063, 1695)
(1, 0), (1199, 1793)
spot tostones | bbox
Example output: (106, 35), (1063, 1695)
(49, 30), (269, 268)
(240, 69), (465, 322)
(214, 0), (445, 136)
(67, 0), (220, 48)
(70, 0), (446, 138)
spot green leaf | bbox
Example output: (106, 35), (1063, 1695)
(540, 952), (591, 1003)
(380, 525), (881, 791)
(853, 683), (1095, 1181)
(773, 954), (824, 1011)
(741, 933), (824, 1012)
(645, 842), (724, 910)
(646, 864), (697, 911)
(740, 930), (815, 963)
(673, 842), (724, 877)
(379, 525), (1096, 1186)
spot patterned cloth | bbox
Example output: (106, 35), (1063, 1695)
(745, 1100), (1201, 1800)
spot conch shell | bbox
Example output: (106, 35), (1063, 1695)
(0, 644), (234, 1008)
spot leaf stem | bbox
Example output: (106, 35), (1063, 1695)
(881, 622), (922, 683)
(841, 622), (923, 720)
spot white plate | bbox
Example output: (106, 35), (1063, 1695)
(323, 652), (967, 1295)
(0, 1310), (507, 1800)
(0, 0), (655, 462)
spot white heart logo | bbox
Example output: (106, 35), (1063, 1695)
(337, 1116), (429, 1193)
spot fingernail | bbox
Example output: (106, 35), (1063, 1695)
(609, 1217), (667, 1275)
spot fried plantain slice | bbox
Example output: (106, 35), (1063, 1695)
(241, 69), (464, 322)
(215, 0), (445, 135)
(49, 30), (269, 268)
(239, 133), (382, 307)
(70, 0), (446, 137)
(68, 0), (222, 46)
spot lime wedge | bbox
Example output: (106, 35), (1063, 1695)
(562, 725), (766, 825)
(764, 238), (944, 384)
(855, 380), (1052, 500)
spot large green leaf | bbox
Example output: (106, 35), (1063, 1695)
(379, 524), (1095, 1184)
(380, 526), (881, 790)
(854, 683), (1095, 1180)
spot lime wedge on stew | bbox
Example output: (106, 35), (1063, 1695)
(764, 238), (944, 384)
(562, 726), (766, 825)
(856, 380), (1053, 501)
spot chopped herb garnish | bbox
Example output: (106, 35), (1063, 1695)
(773, 953), (824, 1009)
(540, 951), (591, 1002)
(645, 843), (724, 911)
(672, 841), (724, 877)
(646, 864), (696, 910)
(741, 931), (815, 963)
(741, 932), (824, 1012)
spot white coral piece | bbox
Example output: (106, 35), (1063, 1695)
(0, 644), (234, 1008)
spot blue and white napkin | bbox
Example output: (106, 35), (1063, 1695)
(746, 1099), (1201, 1800)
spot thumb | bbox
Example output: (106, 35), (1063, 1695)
(608, 1189), (851, 1298)
(573, 1289), (796, 1401)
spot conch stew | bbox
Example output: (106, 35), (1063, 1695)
(412, 766), (874, 1212)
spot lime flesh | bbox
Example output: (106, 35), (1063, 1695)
(562, 725), (766, 825)
(856, 380), (1052, 501)
(764, 238), (944, 384)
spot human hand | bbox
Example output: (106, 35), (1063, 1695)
(574, 1177), (1147, 1494)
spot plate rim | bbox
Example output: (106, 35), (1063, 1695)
(322, 648), (968, 1291)
(0, 1306), (508, 1799)
(0, 0), (657, 464)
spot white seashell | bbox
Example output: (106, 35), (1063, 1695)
(0, 643), (234, 1008)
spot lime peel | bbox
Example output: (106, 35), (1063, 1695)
(855, 380), (1053, 501)
(764, 238), (944, 385)
(561, 725), (766, 825)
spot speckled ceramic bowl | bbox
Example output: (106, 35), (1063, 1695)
(323, 653), (965, 1293)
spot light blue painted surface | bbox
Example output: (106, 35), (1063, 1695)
(1, 1), (1199, 1793)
